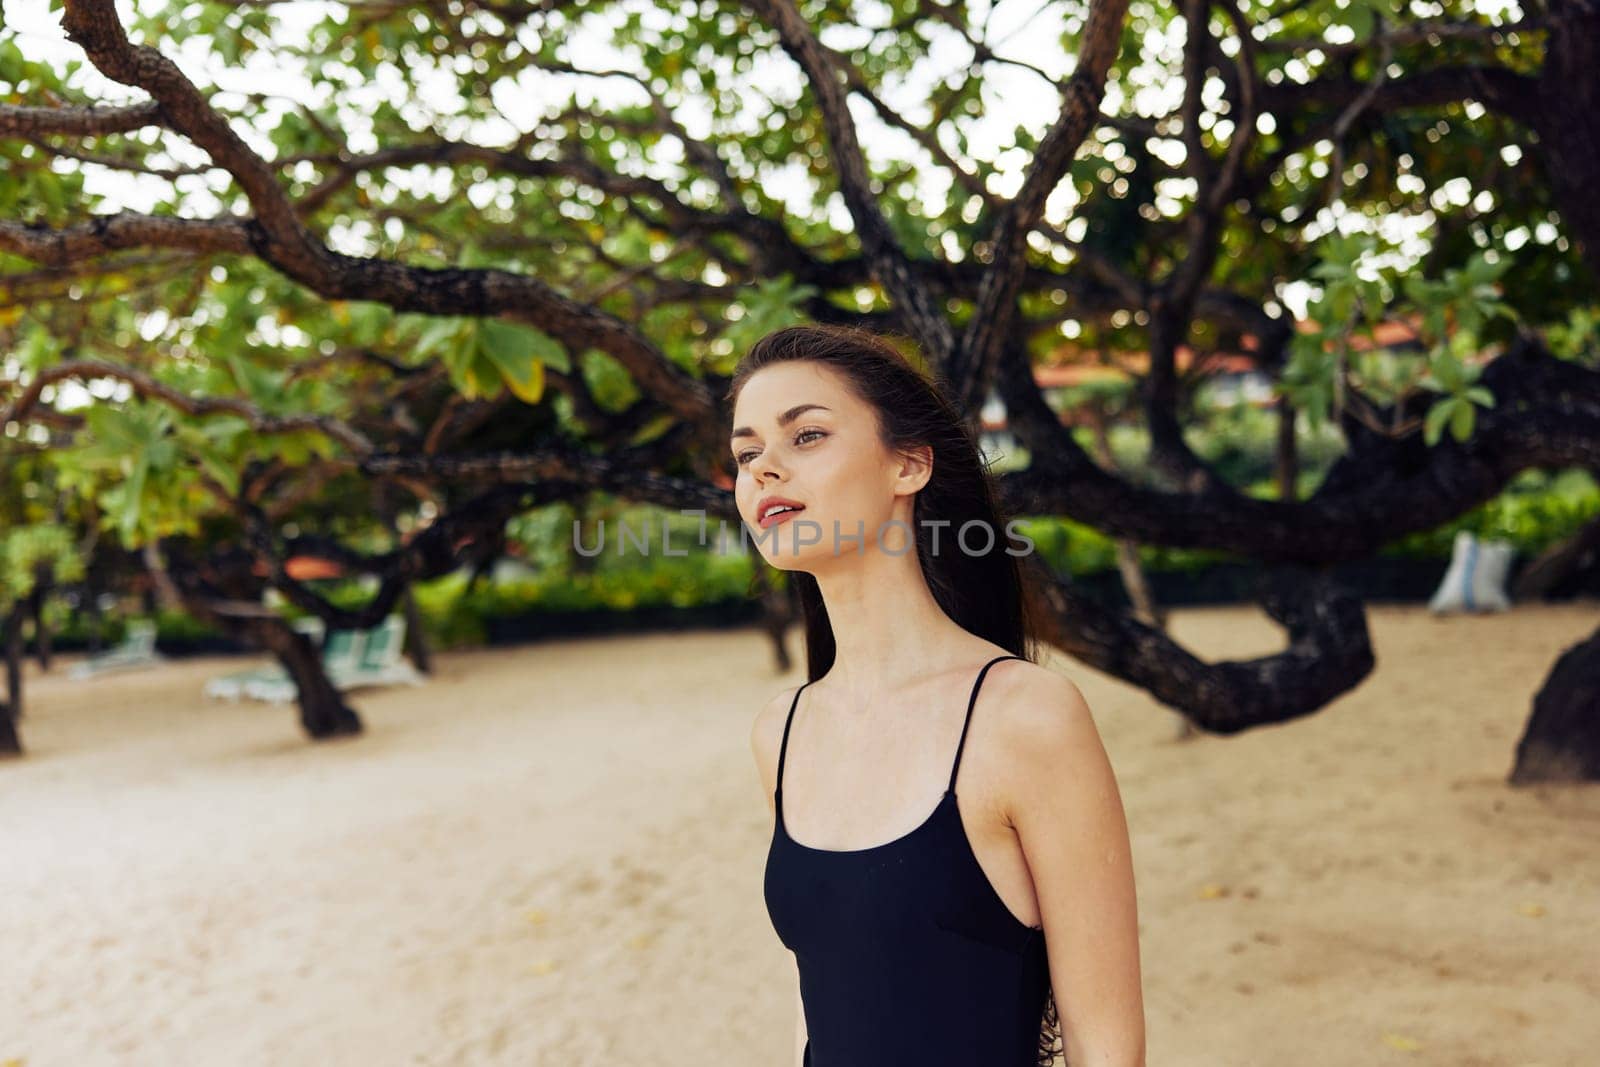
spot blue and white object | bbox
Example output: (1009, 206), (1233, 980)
(1428, 531), (1515, 614)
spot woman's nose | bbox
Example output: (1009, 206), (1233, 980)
(750, 450), (785, 481)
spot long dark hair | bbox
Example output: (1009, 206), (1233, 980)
(725, 322), (1064, 1064)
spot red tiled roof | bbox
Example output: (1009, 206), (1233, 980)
(248, 556), (345, 580)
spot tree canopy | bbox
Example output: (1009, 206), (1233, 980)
(2, 0), (1597, 770)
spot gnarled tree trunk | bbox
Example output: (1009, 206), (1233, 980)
(401, 589), (431, 676)
(28, 567), (53, 672)
(1510, 622), (1600, 784)
(153, 540), (364, 741)
(1, 602), (26, 756)
(753, 563), (795, 674)
(253, 619), (363, 740)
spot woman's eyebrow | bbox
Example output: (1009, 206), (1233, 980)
(730, 402), (833, 440)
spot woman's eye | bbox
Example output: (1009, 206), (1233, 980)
(734, 429), (826, 466)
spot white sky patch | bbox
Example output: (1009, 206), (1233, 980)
(7, 0), (1135, 233)
(53, 381), (96, 411)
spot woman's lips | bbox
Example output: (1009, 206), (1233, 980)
(759, 506), (806, 530)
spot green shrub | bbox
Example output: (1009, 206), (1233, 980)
(1383, 468), (1599, 559)
(1014, 515), (1237, 578)
(64, 469), (1595, 652)
(403, 529), (758, 649)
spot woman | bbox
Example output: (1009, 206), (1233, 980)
(732, 324), (1145, 1067)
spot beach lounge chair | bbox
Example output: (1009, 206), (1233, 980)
(328, 614), (424, 690)
(242, 615), (423, 704)
(204, 619), (353, 702)
(69, 619), (166, 680)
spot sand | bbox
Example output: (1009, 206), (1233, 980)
(2, 603), (1598, 1066)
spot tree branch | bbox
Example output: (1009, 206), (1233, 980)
(743, 0), (958, 367)
(0, 100), (165, 137)
(952, 0), (1132, 414)
(998, 332), (1600, 562)
(1036, 565), (1374, 731)
(0, 359), (375, 454)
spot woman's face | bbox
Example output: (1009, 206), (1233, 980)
(729, 360), (929, 569)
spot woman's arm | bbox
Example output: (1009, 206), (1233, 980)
(1003, 669), (1146, 1067)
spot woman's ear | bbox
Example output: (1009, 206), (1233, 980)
(891, 443), (934, 496)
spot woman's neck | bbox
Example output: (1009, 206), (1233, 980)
(809, 541), (977, 706)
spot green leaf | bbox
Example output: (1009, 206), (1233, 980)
(187, 437), (242, 496)
(1423, 398), (1456, 447)
(414, 315), (467, 357)
(117, 456), (150, 542)
(1448, 329), (1481, 364)
(1461, 253), (1509, 287)
(1344, 3), (1374, 42)
(479, 317), (570, 370)
(1422, 347), (1466, 393)
(626, 412), (678, 446)
(344, 302), (393, 346)
(477, 318), (566, 403)
(20, 325), (58, 373)
(227, 353), (289, 406)
(445, 334), (505, 400)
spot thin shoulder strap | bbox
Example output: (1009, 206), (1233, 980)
(775, 679), (815, 797)
(949, 655), (1024, 794)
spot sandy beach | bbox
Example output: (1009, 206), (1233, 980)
(2, 602), (1598, 1066)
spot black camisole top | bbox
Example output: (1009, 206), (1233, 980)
(763, 654), (1053, 1066)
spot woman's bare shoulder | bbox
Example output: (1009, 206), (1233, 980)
(984, 661), (1122, 826)
(986, 658), (1098, 754)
